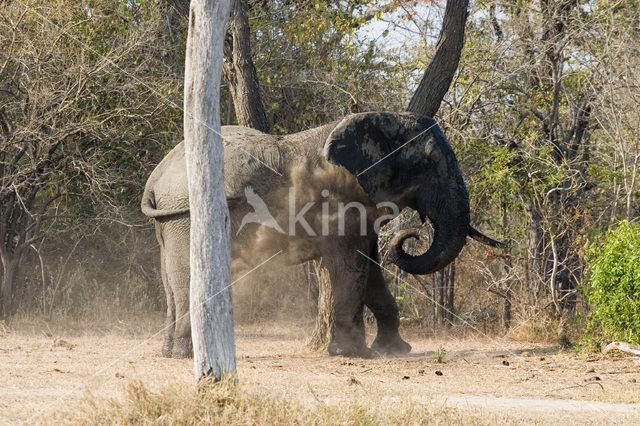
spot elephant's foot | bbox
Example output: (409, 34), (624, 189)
(328, 339), (374, 358)
(162, 338), (174, 358)
(371, 334), (411, 356)
(172, 337), (193, 358)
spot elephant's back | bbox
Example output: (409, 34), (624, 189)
(146, 124), (332, 210)
(148, 127), (286, 206)
(222, 126), (284, 172)
(221, 126), (288, 200)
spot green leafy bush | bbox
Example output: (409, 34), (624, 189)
(586, 221), (640, 345)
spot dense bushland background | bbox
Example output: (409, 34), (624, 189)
(1, 0), (638, 346)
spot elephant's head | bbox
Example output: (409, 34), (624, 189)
(323, 112), (499, 275)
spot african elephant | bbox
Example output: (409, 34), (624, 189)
(141, 111), (502, 358)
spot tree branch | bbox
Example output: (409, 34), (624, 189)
(165, 0), (190, 20)
(222, 0), (270, 132)
(407, 0), (469, 117)
(167, 0), (270, 132)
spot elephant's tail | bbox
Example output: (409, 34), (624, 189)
(468, 226), (508, 249)
(141, 190), (190, 219)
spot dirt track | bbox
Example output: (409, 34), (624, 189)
(1, 322), (639, 424)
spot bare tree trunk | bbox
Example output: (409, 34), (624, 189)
(502, 262), (514, 329)
(0, 256), (20, 318)
(407, 0), (469, 117)
(445, 262), (455, 324)
(0, 242), (25, 319)
(184, 0), (236, 380)
(438, 269), (445, 325)
(431, 274), (438, 327)
(500, 204), (513, 329)
(304, 261), (319, 314)
(526, 205), (544, 306)
(503, 292), (512, 329)
(223, 0), (270, 132)
(308, 260), (334, 350)
(434, 262), (455, 326)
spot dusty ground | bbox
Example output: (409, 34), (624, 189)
(1, 319), (639, 424)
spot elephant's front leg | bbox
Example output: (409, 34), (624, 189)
(364, 245), (411, 355)
(323, 240), (372, 358)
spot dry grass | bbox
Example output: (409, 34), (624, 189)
(48, 378), (475, 425)
(5, 311), (167, 338)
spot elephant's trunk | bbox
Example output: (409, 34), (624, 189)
(387, 183), (470, 275)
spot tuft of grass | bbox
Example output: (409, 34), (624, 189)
(435, 347), (446, 363)
(47, 378), (475, 425)
(557, 334), (572, 350)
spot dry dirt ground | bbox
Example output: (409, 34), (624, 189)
(1, 319), (639, 424)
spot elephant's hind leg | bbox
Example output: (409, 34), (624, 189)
(162, 217), (193, 358)
(156, 223), (176, 358)
(160, 248), (176, 357)
(365, 246), (411, 355)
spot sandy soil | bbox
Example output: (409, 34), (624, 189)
(1, 322), (639, 424)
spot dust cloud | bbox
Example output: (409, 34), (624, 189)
(230, 160), (380, 324)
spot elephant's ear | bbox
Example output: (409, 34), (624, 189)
(323, 112), (431, 203)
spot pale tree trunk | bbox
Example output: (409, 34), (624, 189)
(184, 0), (236, 380)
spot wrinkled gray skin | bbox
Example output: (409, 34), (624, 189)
(142, 112), (498, 358)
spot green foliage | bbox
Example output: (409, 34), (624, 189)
(586, 221), (640, 345)
(4, 0), (640, 331)
(248, 0), (408, 133)
(1, 0), (184, 215)
(0, 0), (186, 315)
